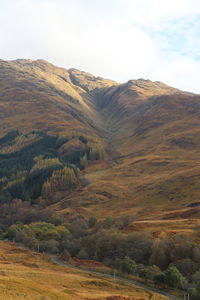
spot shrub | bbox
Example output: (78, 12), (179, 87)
(121, 256), (137, 274)
(165, 265), (183, 288)
(77, 248), (89, 260)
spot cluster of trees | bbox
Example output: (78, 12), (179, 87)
(0, 131), (84, 203)
(0, 133), (40, 154)
(120, 258), (184, 290)
(7, 222), (68, 253)
(5, 131), (200, 294)
(0, 130), (19, 146)
(61, 137), (106, 170)
(88, 144), (106, 161)
(30, 157), (62, 173)
(0, 198), (57, 227)
(79, 143), (106, 169)
(0, 130), (107, 204)
(5, 212), (200, 297)
(80, 154), (88, 169)
(66, 217), (200, 298)
(2, 172), (26, 192)
(0, 131), (59, 201)
(42, 167), (78, 198)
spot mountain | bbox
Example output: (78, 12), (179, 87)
(2, 58), (200, 298)
(1, 58), (200, 234)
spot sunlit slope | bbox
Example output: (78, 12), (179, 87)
(57, 81), (200, 220)
(0, 59), (110, 138)
(0, 241), (169, 300)
(1, 59), (200, 221)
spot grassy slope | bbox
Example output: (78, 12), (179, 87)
(1, 59), (200, 236)
(0, 241), (169, 300)
(0, 59), (107, 138)
(57, 82), (200, 226)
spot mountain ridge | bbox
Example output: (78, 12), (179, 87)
(1, 59), (200, 233)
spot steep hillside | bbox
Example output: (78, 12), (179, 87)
(0, 59), (111, 203)
(2, 59), (200, 297)
(0, 59), (105, 136)
(1, 58), (200, 227)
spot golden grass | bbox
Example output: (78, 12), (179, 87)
(0, 242), (170, 300)
(1, 59), (200, 240)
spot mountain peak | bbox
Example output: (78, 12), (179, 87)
(68, 68), (118, 92)
(0, 58), (200, 229)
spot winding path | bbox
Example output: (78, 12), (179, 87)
(16, 242), (179, 300)
(50, 255), (179, 300)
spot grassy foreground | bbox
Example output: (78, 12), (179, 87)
(0, 241), (170, 300)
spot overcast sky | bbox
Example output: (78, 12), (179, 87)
(1, 0), (200, 93)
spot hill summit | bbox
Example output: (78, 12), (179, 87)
(0, 58), (200, 224)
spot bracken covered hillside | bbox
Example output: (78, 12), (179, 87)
(1, 59), (200, 229)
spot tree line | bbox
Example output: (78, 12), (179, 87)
(2, 210), (200, 299)
(0, 130), (106, 203)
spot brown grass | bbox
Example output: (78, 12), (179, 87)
(1, 59), (200, 239)
(0, 241), (169, 300)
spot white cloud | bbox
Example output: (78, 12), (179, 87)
(0, 0), (200, 93)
